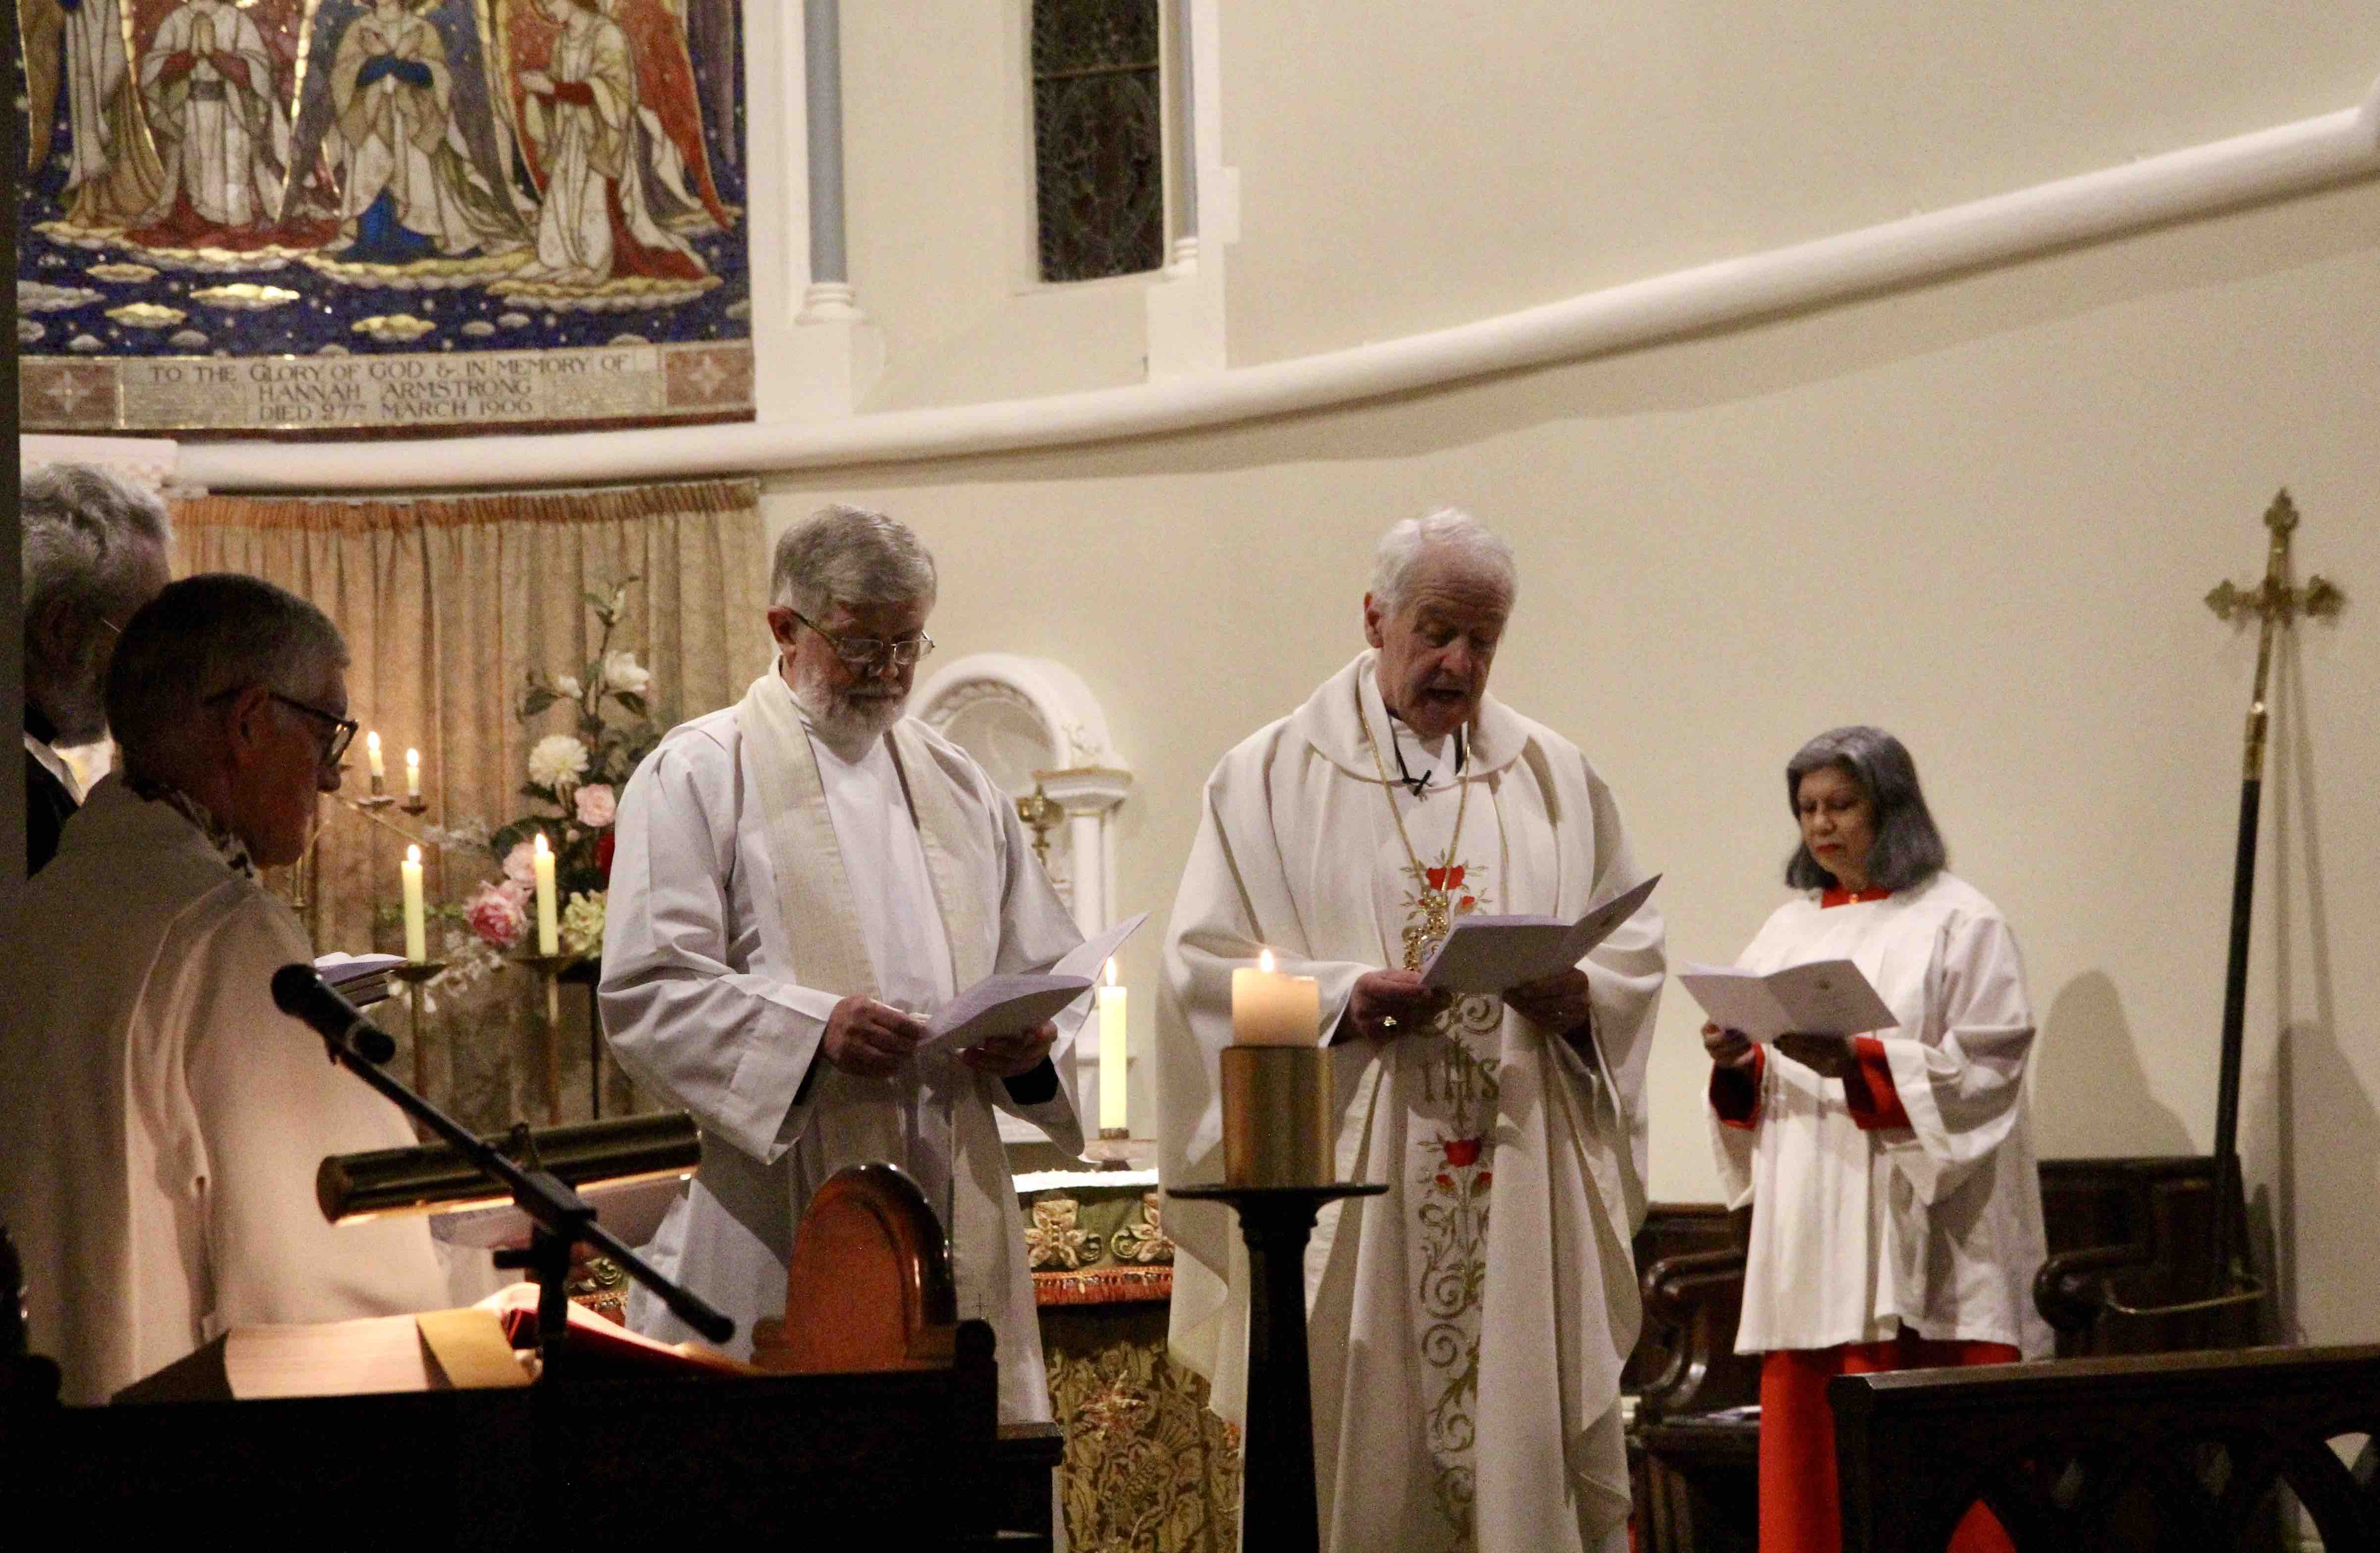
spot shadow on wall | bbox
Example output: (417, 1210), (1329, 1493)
(2030, 969), (2195, 1159)
(2253, 1021), (2378, 1346)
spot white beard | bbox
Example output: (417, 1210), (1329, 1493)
(790, 655), (907, 752)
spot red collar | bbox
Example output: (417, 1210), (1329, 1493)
(1820, 886), (1893, 908)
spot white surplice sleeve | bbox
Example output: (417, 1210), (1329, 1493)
(1873, 907), (2037, 1206)
(600, 729), (839, 1164)
(177, 892), (449, 1333)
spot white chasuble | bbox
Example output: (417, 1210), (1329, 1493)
(601, 673), (1085, 1420)
(1709, 876), (2053, 1358)
(1159, 652), (1667, 1553)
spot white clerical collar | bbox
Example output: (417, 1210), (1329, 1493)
(23, 730), (82, 804)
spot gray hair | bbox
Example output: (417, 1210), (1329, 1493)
(1783, 725), (1949, 893)
(771, 503), (938, 617)
(1369, 507), (1518, 615)
(106, 574), (347, 776)
(22, 463), (173, 628)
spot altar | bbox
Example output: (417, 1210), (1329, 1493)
(1014, 1163), (1240, 1553)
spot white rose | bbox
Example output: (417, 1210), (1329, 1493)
(602, 650), (651, 697)
(527, 733), (590, 791)
(554, 675), (582, 699)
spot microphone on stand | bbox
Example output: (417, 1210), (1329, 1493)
(271, 964), (399, 1066)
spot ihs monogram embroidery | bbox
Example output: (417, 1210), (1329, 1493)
(1399, 852), (1501, 1550)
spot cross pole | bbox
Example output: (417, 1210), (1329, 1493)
(2201, 489), (2342, 1284)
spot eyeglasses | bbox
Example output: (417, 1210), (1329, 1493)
(789, 610), (936, 668)
(205, 686), (359, 768)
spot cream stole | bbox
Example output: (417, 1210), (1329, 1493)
(735, 672), (1016, 1320)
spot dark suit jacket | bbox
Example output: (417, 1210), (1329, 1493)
(24, 706), (79, 877)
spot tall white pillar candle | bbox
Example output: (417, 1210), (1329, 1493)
(401, 845), (427, 962)
(533, 833), (558, 953)
(365, 730), (384, 780)
(1098, 961), (1128, 1134)
(405, 747), (421, 799)
(1230, 948), (1319, 1046)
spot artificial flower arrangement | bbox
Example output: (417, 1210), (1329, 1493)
(457, 579), (663, 963)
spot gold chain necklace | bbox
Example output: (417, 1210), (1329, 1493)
(1362, 679), (1473, 972)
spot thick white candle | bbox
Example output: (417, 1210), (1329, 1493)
(404, 747), (421, 799)
(1098, 961), (1128, 1134)
(364, 730), (384, 779)
(401, 845), (426, 962)
(533, 833), (558, 953)
(1231, 948), (1320, 1046)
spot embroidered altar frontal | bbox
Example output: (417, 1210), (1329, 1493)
(16, 0), (752, 435)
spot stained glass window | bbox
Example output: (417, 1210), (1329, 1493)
(1032, 0), (1165, 283)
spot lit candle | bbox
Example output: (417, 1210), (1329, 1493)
(404, 747), (421, 799)
(532, 833), (558, 954)
(1098, 960), (1128, 1135)
(364, 730), (385, 780)
(401, 845), (426, 963)
(1230, 947), (1320, 1046)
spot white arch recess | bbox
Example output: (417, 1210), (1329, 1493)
(123, 63), (2380, 491)
(913, 654), (1134, 1145)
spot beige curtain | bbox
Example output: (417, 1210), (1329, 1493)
(172, 480), (769, 1129)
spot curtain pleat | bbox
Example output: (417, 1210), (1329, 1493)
(172, 481), (768, 1128)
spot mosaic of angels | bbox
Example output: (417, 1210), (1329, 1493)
(16, 0), (749, 361)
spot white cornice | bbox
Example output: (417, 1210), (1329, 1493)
(176, 72), (2380, 493)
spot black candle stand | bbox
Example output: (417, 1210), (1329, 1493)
(1168, 1182), (1385, 1553)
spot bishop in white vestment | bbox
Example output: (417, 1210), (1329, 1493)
(0, 577), (451, 1406)
(602, 506), (1084, 1421)
(1160, 511), (1665, 1553)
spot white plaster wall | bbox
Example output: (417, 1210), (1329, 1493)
(838, 0), (1160, 408)
(1216, 1), (2380, 364)
(754, 178), (2380, 1349)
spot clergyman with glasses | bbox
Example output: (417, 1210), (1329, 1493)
(1156, 508), (1668, 1553)
(600, 503), (1088, 1421)
(0, 574), (451, 1405)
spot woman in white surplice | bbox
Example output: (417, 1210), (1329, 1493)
(1160, 509), (1666, 1553)
(1703, 726), (2049, 1553)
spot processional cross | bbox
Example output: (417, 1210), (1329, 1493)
(2200, 490), (2343, 1286)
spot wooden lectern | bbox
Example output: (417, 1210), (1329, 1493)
(0, 1164), (1051, 1547)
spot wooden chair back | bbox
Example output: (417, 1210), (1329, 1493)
(752, 1162), (959, 1374)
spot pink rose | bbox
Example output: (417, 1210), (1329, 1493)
(573, 784), (617, 828)
(502, 840), (538, 887)
(466, 881), (527, 950)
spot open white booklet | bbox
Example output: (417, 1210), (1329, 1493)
(1675, 959), (1897, 1043)
(1418, 874), (1662, 994)
(916, 909), (1152, 1053)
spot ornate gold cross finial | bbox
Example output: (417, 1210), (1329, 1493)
(2204, 490), (2345, 626)
(1016, 783), (1062, 868)
(2205, 488), (2346, 781)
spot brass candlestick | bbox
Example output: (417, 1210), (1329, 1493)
(510, 952), (582, 1123)
(386, 961), (447, 1097)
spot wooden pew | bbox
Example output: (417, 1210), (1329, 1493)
(1623, 1157), (2262, 1553)
(1830, 1344), (2380, 1552)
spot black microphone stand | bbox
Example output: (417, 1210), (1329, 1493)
(288, 982), (735, 1369)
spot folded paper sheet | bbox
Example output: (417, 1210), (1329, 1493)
(1676, 958), (1897, 1042)
(1418, 874), (1662, 993)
